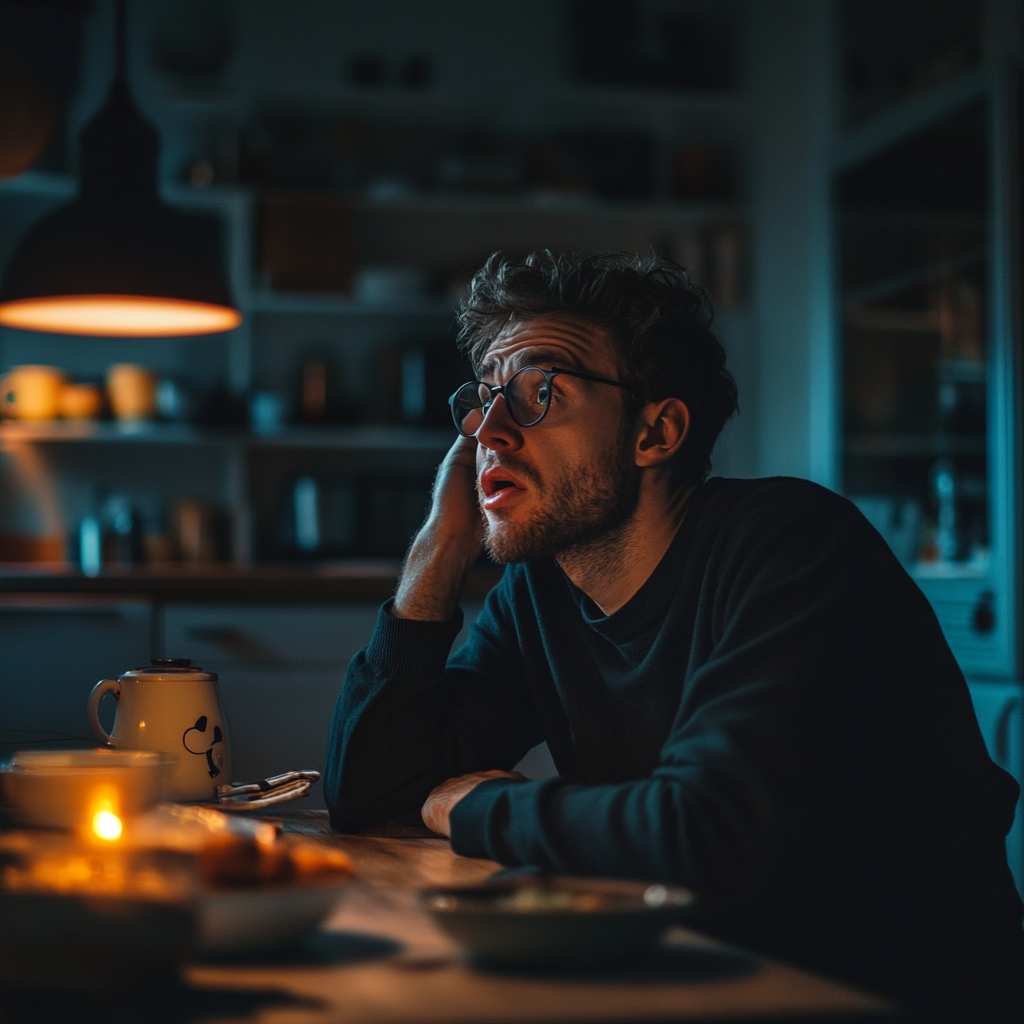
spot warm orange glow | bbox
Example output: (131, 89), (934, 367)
(0, 294), (242, 337)
(92, 808), (123, 841)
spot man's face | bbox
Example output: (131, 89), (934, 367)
(473, 315), (640, 563)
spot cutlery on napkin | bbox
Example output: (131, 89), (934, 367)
(215, 770), (321, 808)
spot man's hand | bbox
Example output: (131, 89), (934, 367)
(393, 435), (483, 622)
(421, 769), (526, 837)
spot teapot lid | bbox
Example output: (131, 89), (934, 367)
(121, 658), (217, 681)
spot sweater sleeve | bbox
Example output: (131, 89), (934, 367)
(323, 574), (544, 831)
(447, 489), (943, 896)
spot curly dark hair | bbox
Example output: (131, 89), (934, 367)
(456, 250), (738, 486)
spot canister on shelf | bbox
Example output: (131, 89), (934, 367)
(0, 365), (65, 420)
(107, 364), (157, 421)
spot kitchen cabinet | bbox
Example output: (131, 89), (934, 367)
(0, 8), (752, 568)
(160, 601), (483, 806)
(833, 63), (1020, 680)
(161, 602), (382, 667)
(0, 591), (488, 806)
(968, 681), (1023, 897)
(832, 62), (1024, 893)
(0, 596), (151, 759)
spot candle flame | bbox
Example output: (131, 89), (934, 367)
(92, 808), (123, 841)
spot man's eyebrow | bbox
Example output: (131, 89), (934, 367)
(479, 346), (585, 380)
(478, 323), (598, 377)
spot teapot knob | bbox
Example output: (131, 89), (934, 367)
(151, 658), (192, 667)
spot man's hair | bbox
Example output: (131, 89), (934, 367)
(456, 250), (738, 485)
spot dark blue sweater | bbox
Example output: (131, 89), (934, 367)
(325, 477), (1023, 1018)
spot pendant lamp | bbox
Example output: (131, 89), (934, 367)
(0, 0), (241, 337)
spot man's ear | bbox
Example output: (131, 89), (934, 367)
(634, 398), (690, 468)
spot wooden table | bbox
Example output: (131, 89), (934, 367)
(176, 819), (893, 1024)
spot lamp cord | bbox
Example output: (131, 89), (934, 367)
(114, 0), (127, 85)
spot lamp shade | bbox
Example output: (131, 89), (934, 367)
(0, 7), (241, 338)
(0, 192), (242, 336)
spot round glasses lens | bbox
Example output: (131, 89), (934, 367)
(452, 381), (487, 435)
(506, 367), (550, 426)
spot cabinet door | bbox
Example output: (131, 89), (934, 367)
(834, 65), (1020, 678)
(161, 603), (381, 668)
(215, 667), (343, 805)
(161, 602), (483, 807)
(967, 680), (1023, 899)
(0, 597), (151, 757)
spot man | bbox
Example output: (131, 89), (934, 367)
(325, 251), (1023, 1020)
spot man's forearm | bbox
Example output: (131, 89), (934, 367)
(393, 435), (484, 622)
(393, 521), (480, 622)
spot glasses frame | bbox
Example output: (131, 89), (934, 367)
(449, 365), (630, 437)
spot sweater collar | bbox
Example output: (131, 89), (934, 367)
(563, 479), (721, 641)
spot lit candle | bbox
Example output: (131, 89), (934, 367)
(92, 808), (123, 842)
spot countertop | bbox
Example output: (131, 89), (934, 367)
(0, 561), (503, 603)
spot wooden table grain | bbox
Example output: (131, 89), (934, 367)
(180, 818), (893, 1024)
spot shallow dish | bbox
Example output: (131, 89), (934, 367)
(1, 749), (177, 829)
(0, 843), (196, 992)
(198, 877), (352, 955)
(421, 877), (695, 969)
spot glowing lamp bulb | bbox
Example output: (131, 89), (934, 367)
(0, 295), (242, 337)
(92, 808), (123, 841)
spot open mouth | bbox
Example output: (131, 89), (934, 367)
(480, 466), (528, 508)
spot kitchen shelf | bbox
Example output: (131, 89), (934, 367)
(0, 171), (77, 200)
(0, 421), (455, 450)
(0, 560), (502, 602)
(912, 560), (989, 580)
(844, 308), (940, 332)
(845, 434), (987, 457)
(247, 425), (454, 450)
(843, 247), (985, 308)
(249, 290), (456, 318)
(352, 192), (741, 221)
(322, 85), (740, 122)
(939, 360), (986, 383)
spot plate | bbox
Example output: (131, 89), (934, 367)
(198, 876), (352, 955)
(422, 876), (695, 969)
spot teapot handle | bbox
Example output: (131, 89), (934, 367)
(88, 679), (121, 745)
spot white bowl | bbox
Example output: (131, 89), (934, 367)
(198, 878), (351, 954)
(1, 748), (177, 829)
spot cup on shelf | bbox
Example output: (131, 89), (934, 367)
(174, 498), (223, 562)
(249, 391), (286, 434)
(0, 365), (66, 420)
(107, 364), (157, 421)
(155, 377), (195, 422)
(58, 382), (104, 420)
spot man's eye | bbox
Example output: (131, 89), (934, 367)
(537, 387), (550, 404)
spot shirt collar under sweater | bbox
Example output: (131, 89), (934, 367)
(556, 478), (723, 644)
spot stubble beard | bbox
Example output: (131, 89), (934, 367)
(479, 434), (640, 565)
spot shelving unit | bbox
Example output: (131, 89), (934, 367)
(0, 43), (750, 571)
(833, 61), (1020, 681)
(0, 421), (453, 450)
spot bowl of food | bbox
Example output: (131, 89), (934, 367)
(195, 829), (356, 955)
(1, 749), (177, 830)
(421, 877), (695, 970)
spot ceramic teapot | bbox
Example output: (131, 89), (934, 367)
(88, 659), (232, 801)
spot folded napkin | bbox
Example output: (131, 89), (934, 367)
(215, 770), (321, 809)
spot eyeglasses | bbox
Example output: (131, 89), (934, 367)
(449, 365), (629, 437)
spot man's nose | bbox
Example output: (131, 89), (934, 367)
(475, 392), (522, 451)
